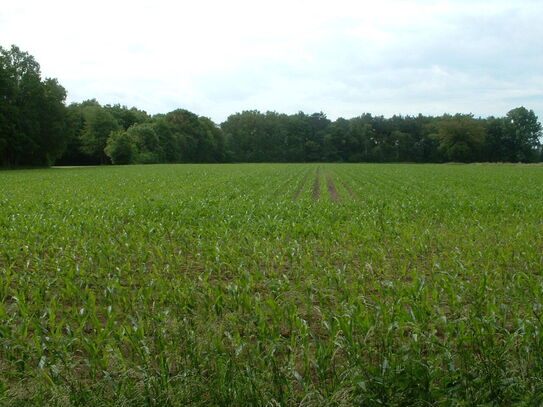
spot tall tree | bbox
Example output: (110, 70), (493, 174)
(104, 130), (137, 164)
(0, 45), (68, 166)
(104, 104), (149, 130)
(80, 105), (121, 164)
(127, 123), (161, 163)
(504, 107), (542, 162)
(431, 114), (486, 162)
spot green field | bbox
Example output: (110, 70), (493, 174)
(1, 164), (543, 406)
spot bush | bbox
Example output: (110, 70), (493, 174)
(104, 131), (137, 164)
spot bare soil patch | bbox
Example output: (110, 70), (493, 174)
(325, 172), (340, 203)
(312, 168), (320, 200)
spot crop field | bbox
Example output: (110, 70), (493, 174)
(1, 163), (543, 406)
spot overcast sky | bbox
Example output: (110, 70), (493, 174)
(1, 0), (542, 123)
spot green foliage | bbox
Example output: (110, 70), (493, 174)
(126, 123), (161, 163)
(0, 45), (68, 166)
(484, 108), (542, 163)
(55, 102), (94, 165)
(1, 163), (543, 405)
(222, 111), (442, 163)
(104, 130), (137, 164)
(104, 104), (149, 130)
(505, 107), (542, 162)
(221, 111), (540, 164)
(79, 106), (122, 164)
(58, 102), (152, 165)
(431, 114), (486, 162)
(162, 109), (225, 163)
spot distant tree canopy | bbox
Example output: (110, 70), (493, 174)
(1, 45), (542, 167)
(431, 114), (486, 162)
(221, 110), (541, 163)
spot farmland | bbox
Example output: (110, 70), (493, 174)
(1, 163), (543, 406)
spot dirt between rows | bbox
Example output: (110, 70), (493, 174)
(325, 172), (341, 203)
(312, 168), (320, 200)
(295, 168), (356, 202)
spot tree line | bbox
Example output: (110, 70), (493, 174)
(1, 45), (542, 167)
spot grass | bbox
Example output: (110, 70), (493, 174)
(1, 163), (543, 406)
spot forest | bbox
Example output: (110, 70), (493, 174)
(1, 45), (542, 167)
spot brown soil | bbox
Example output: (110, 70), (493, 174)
(312, 168), (320, 200)
(325, 172), (341, 203)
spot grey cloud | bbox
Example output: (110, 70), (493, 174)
(32, 0), (543, 123)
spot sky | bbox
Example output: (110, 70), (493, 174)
(1, 0), (542, 123)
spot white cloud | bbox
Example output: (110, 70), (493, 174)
(1, 0), (542, 122)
